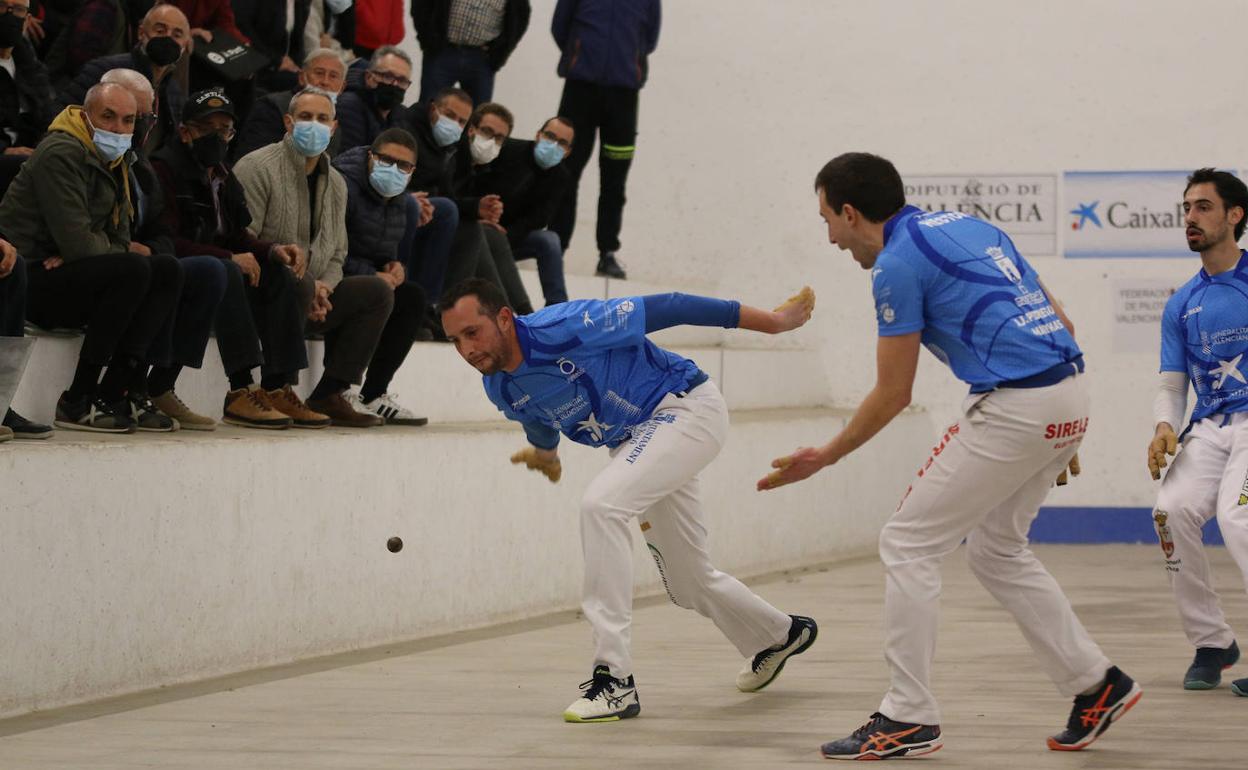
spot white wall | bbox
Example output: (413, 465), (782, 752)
(404, 0), (1241, 508)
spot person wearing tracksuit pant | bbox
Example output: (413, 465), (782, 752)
(761, 152), (1140, 760)
(440, 277), (818, 722)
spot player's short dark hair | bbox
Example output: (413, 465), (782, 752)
(439, 278), (510, 317)
(1185, 167), (1248, 240)
(434, 86), (473, 109)
(469, 102), (514, 133)
(371, 127), (418, 156)
(814, 152), (906, 223)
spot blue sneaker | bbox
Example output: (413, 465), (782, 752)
(820, 712), (942, 760)
(1231, 678), (1247, 697)
(1184, 640), (1239, 690)
(1048, 667), (1142, 751)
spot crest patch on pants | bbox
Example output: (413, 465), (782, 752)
(1154, 511), (1175, 558)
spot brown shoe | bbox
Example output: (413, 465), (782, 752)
(152, 390), (217, 431)
(223, 385), (293, 429)
(264, 385), (331, 428)
(306, 391), (383, 428)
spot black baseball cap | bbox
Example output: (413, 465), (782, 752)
(183, 88), (236, 123)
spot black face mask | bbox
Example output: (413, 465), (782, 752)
(145, 35), (182, 67)
(190, 134), (228, 167)
(372, 83), (405, 111)
(0, 14), (23, 48)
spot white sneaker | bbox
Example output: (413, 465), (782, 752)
(736, 615), (818, 692)
(563, 666), (640, 723)
(361, 392), (428, 426)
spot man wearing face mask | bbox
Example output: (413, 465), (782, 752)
(151, 87), (310, 430)
(234, 86), (395, 428)
(338, 45), (411, 151)
(473, 115), (574, 307)
(60, 3), (191, 154)
(0, 82), (183, 432)
(0, 0), (54, 195)
(233, 47), (347, 162)
(331, 127), (429, 425)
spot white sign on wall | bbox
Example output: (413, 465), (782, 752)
(904, 174), (1057, 256)
(1063, 171), (1189, 258)
(1111, 279), (1177, 354)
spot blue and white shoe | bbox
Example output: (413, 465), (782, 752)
(563, 666), (640, 723)
(737, 615), (818, 692)
(1184, 640), (1239, 690)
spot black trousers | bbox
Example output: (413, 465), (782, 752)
(213, 256), (313, 379)
(25, 253), (183, 366)
(307, 275), (394, 385)
(362, 281), (427, 397)
(551, 78), (640, 254)
(0, 253), (26, 337)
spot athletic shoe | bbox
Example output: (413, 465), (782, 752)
(222, 385), (293, 429)
(3, 408), (53, 439)
(1047, 666), (1141, 751)
(356, 391), (429, 426)
(595, 251), (627, 280)
(563, 665), (640, 723)
(820, 712), (942, 760)
(737, 614), (818, 692)
(306, 391), (383, 428)
(1184, 640), (1239, 689)
(1231, 678), (1247, 697)
(151, 391), (216, 431)
(126, 393), (179, 432)
(53, 392), (135, 433)
(265, 385), (331, 429)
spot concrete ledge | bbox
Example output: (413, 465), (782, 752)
(0, 406), (932, 718)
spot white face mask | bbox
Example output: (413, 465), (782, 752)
(469, 132), (501, 165)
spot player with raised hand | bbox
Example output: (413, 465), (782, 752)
(441, 279), (817, 723)
(1147, 168), (1248, 695)
(761, 153), (1139, 759)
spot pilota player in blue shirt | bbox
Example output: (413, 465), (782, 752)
(1146, 168), (1248, 696)
(439, 278), (819, 723)
(760, 153), (1137, 759)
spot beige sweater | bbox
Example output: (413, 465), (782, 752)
(233, 136), (348, 288)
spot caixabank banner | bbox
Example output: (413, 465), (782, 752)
(1063, 170), (1190, 258)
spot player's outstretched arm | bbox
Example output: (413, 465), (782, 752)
(738, 286), (816, 335)
(758, 331), (920, 491)
(511, 446), (562, 483)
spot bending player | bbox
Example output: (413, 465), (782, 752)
(760, 153), (1139, 759)
(1147, 168), (1248, 696)
(440, 278), (818, 722)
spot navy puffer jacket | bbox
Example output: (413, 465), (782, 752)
(331, 146), (409, 275)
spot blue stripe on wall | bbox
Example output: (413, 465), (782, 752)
(1031, 506), (1225, 545)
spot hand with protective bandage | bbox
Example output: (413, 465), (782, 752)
(771, 286), (816, 333)
(1147, 424), (1178, 481)
(1055, 452), (1081, 486)
(511, 446), (562, 483)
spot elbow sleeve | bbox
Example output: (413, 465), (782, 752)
(1153, 371), (1189, 430)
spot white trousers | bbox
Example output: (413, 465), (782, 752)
(579, 382), (792, 679)
(878, 374), (1110, 725)
(1153, 411), (1248, 649)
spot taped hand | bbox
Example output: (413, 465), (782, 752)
(1055, 453), (1081, 486)
(1147, 425), (1178, 481)
(511, 446), (562, 483)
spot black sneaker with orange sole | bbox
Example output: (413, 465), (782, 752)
(1047, 666), (1141, 751)
(820, 712), (942, 760)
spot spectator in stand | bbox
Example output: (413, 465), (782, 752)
(0, 82), (182, 433)
(61, 2), (191, 154)
(35, 1), (137, 90)
(452, 100), (532, 314)
(232, 46), (345, 161)
(152, 87), (313, 430)
(411, 0), (530, 105)
(350, 0), (402, 59)
(103, 67), (226, 431)
(232, 0), (310, 94)
(0, 0), (55, 194)
(337, 43), (408, 151)
(234, 86), (393, 427)
(168, 0), (245, 44)
(0, 231), (53, 439)
(332, 127), (429, 425)
(486, 115), (573, 307)
(550, 0), (661, 281)
(302, 0), (353, 63)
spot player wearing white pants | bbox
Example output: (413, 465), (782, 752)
(1146, 168), (1248, 695)
(766, 153), (1139, 759)
(440, 278), (820, 723)
(582, 382), (794, 679)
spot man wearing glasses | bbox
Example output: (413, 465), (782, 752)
(233, 47), (348, 162)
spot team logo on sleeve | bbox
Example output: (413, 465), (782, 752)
(879, 303), (896, 324)
(1154, 511), (1175, 558)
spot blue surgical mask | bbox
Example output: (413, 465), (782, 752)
(368, 159), (411, 198)
(432, 115), (462, 147)
(533, 139), (564, 170)
(86, 115), (132, 162)
(291, 120), (331, 157)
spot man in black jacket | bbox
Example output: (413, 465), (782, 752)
(0, 1), (55, 188)
(411, 0), (530, 105)
(59, 2), (191, 154)
(232, 0), (310, 94)
(331, 128), (428, 425)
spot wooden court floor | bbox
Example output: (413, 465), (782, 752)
(1, 545), (1245, 769)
